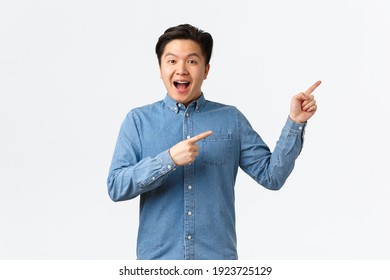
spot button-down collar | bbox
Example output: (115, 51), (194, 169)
(163, 93), (206, 114)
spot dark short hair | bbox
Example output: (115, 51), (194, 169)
(155, 24), (213, 65)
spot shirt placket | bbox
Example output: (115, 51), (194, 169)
(182, 105), (195, 260)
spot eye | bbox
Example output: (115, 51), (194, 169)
(167, 59), (176, 64)
(188, 60), (197, 65)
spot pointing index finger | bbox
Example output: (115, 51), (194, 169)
(188, 131), (213, 143)
(304, 80), (322, 96)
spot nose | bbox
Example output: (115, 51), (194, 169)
(176, 61), (188, 75)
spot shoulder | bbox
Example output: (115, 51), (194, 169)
(125, 100), (164, 118)
(203, 100), (250, 121)
(204, 99), (239, 113)
(204, 100), (255, 131)
(130, 100), (163, 113)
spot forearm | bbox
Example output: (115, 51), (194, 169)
(107, 150), (176, 201)
(240, 115), (305, 190)
(259, 117), (305, 190)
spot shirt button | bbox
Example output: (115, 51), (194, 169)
(188, 185), (192, 190)
(185, 113), (189, 117)
(186, 135), (191, 139)
(187, 235), (192, 240)
(299, 126), (303, 130)
(187, 211), (192, 216)
(167, 165), (171, 169)
(152, 177), (155, 180)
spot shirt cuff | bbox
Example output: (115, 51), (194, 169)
(157, 149), (177, 174)
(286, 116), (306, 134)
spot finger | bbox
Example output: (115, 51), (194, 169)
(187, 151), (199, 165)
(302, 95), (314, 105)
(306, 104), (318, 112)
(190, 145), (199, 152)
(295, 91), (312, 101)
(304, 80), (321, 96)
(187, 150), (199, 158)
(303, 99), (316, 111)
(189, 130), (213, 143)
(301, 95), (314, 106)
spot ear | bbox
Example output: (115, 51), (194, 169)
(204, 64), (210, 80)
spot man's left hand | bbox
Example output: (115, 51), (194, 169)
(289, 80), (321, 123)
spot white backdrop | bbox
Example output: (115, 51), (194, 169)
(1, 0), (389, 259)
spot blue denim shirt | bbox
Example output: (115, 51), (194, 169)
(107, 93), (306, 260)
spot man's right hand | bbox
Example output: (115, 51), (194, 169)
(168, 131), (213, 166)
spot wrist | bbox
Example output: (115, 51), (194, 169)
(288, 115), (306, 124)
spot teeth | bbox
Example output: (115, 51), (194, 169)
(175, 81), (189, 84)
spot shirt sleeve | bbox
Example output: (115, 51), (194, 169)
(238, 110), (305, 190)
(107, 111), (176, 201)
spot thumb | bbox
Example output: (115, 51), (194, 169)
(294, 92), (310, 102)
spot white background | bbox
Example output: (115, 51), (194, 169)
(1, 0), (389, 259)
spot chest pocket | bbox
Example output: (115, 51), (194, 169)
(202, 132), (232, 166)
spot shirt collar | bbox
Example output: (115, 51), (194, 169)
(163, 93), (206, 114)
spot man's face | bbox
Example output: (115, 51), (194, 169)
(160, 39), (210, 106)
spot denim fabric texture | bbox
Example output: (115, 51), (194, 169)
(107, 93), (306, 260)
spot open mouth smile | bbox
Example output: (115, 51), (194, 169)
(174, 80), (190, 93)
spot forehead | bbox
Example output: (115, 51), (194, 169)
(163, 39), (204, 58)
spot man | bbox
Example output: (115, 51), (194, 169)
(107, 24), (320, 260)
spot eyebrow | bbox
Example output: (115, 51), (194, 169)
(164, 52), (201, 59)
